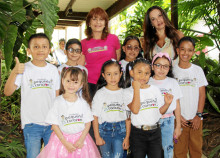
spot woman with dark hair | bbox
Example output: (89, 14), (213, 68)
(143, 6), (184, 65)
(79, 7), (121, 98)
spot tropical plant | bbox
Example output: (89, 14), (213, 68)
(118, 0), (169, 41)
(193, 53), (220, 115)
(0, 0), (60, 71)
(0, 0), (60, 157)
(0, 60), (24, 158)
(178, 0), (220, 62)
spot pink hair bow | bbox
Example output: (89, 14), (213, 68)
(152, 52), (171, 65)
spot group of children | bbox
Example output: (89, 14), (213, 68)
(4, 33), (207, 158)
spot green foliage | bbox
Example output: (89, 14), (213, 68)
(0, 1), (11, 44)
(178, 0), (220, 54)
(38, 0), (59, 41)
(4, 25), (18, 70)
(193, 53), (220, 114)
(203, 129), (211, 137)
(1, 59), (24, 158)
(0, 138), (26, 158)
(0, 0), (60, 71)
(118, 0), (169, 41)
(209, 145), (220, 158)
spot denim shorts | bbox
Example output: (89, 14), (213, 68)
(99, 121), (126, 158)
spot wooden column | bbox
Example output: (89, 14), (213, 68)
(171, 0), (178, 29)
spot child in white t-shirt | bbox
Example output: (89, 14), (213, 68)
(149, 52), (182, 158)
(173, 37), (208, 158)
(92, 59), (130, 158)
(58, 38), (88, 75)
(123, 58), (173, 158)
(4, 33), (60, 158)
(120, 35), (143, 79)
(37, 67), (100, 158)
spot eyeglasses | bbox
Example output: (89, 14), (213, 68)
(153, 64), (170, 70)
(126, 45), (140, 52)
(67, 48), (81, 54)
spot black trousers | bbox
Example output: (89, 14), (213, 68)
(130, 124), (163, 158)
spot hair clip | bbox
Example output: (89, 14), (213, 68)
(152, 52), (171, 65)
(111, 58), (116, 62)
(129, 65), (132, 71)
(65, 67), (69, 69)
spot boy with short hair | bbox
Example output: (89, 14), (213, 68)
(173, 36), (208, 158)
(4, 33), (60, 158)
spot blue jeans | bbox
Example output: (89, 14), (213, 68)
(99, 121), (126, 158)
(160, 116), (175, 158)
(23, 123), (52, 158)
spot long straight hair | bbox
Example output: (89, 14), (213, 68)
(143, 6), (180, 60)
(60, 67), (91, 105)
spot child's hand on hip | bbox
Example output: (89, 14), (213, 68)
(95, 136), (105, 146)
(164, 93), (173, 105)
(13, 57), (25, 74)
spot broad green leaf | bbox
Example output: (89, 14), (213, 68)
(198, 52), (205, 69)
(207, 91), (220, 113)
(23, 18), (42, 48)
(206, 58), (218, 68)
(0, 1), (11, 44)
(209, 145), (220, 158)
(11, 0), (26, 25)
(38, 0), (59, 40)
(206, 64), (220, 80)
(4, 25), (18, 71)
(202, 128), (211, 137)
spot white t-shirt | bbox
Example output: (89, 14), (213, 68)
(53, 48), (67, 65)
(173, 64), (208, 120)
(120, 59), (129, 79)
(92, 87), (127, 124)
(15, 61), (60, 129)
(58, 63), (88, 75)
(46, 95), (93, 134)
(120, 59), (129, 73)
(123, 85), (163, 126)
(149, 77), (182, 114)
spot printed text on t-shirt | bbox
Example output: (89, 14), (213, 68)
(140, 98), (158, 111)
(88, 46), (108, 53)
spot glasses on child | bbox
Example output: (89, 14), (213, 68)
(67, 48), (81, 54)
(126, 45), (140, 52)
(153, 64), (170, 70)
